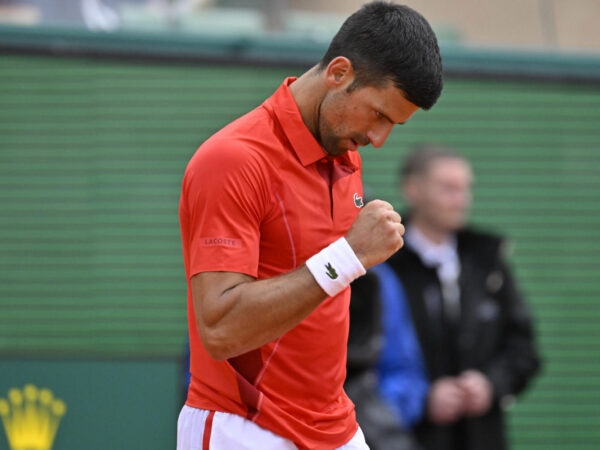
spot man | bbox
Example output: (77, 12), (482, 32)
(177, 3), (443, 449)
(381, 144), (541, 450)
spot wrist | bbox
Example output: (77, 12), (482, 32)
(305, 237), (366, 297)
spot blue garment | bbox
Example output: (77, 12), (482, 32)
(373, 262), (429, 428)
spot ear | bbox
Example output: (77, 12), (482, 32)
(324, 56), (355, 88)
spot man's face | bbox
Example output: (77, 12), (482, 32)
(409, 158), (473, 233)
(317, 81), (419, 156)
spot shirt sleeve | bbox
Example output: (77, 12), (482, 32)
(181, 137), (269, 279)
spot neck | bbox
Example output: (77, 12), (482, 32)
(410, 217), (452, 246)
(289, 66), (326, 138)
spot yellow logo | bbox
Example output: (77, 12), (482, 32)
(0, 384), (66, 450)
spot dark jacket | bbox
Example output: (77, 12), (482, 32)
(387, 226), (541, 450)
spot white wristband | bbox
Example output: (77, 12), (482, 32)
(305, 237), (366, 297)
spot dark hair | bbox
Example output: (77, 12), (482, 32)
(400, 143), (466, 180)
(319, 1), (443, 110)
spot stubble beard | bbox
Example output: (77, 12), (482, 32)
(315, 95), (347, 157)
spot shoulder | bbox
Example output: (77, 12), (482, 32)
(183, 138), (269, 200)
(182, 129), (276, 216)
(191, 107), (275, 163)
(184, 107), (281, 187)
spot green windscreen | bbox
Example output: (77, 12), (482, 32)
(0, 56), (290, 357)
(1, 52), (599, 449)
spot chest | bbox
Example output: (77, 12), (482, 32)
(257, 158), (363, 278)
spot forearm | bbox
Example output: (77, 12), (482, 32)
(192, 266), (328, 360)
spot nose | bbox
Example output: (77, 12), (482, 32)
(366, 123), (394, 148)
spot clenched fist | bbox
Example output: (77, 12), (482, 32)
(345, 199), (405, 269)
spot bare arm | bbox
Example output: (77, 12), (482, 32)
(192, 199), (404, 361)
(192, 266), (325, 360)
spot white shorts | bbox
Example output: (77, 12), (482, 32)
(177, 405), (369, 450)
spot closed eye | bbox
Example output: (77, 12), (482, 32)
(376, 110), (401, 125)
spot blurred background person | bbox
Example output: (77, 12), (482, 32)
(345, 252), (425, 449)
(379, 143), (541, 450)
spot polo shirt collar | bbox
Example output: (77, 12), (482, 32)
(265, 77), (332, 167)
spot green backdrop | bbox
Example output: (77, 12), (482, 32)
(1, 26), (599, 449)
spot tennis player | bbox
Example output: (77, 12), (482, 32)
(177, 2), (443, 449)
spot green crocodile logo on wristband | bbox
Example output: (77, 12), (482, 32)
(325, 263), (338, 280)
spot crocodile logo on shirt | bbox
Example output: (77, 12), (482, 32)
(325, 263), (339, 280)
(353, 193), (364, 208)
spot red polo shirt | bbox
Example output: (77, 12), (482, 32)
(179, 78), (364, 449)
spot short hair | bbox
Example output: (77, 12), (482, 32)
(399, 143), (467, 181)
(319, 1), (443, 110)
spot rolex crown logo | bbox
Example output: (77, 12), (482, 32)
(0, 384), (67, 450)
(325, 262), (338, 280)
